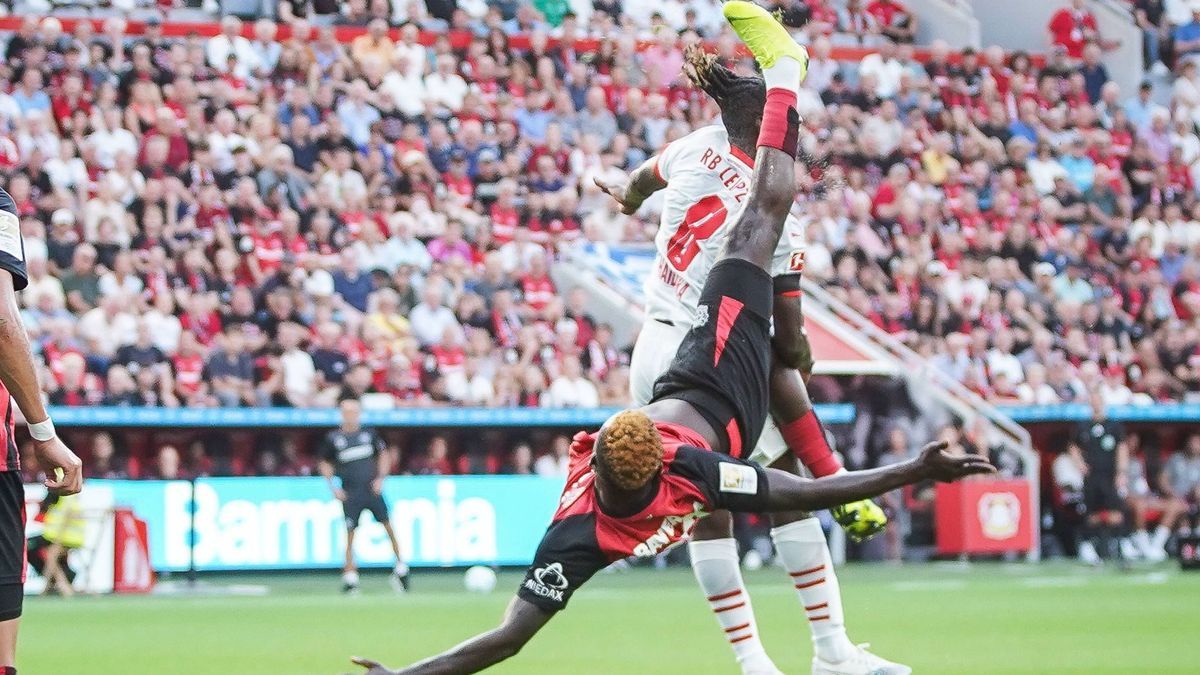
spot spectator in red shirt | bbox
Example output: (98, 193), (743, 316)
(1048, 0), (1102, 59)
(520, 255), (556, 313)
(866, 0), (918, 44)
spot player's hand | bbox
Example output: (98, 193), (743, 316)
(371, 478), (383, 496)
(334, 488), (347, 502)
(831, 498), (887, 543)
(349, 657), (397, 675)
(34, 437), (83, 496)
(916, 441), (995, 482)
(593, 176), (639, 215)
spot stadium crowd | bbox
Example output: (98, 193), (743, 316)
(2, 0), (1200, 479)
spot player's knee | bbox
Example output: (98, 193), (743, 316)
(693, 510), (734, 539)
(769, 510), (812, 527)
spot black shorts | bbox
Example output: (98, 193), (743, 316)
(651, 258), (773, 458)
(0, 472), (23, 621)
(343, 490), (389, 530)
(1083, 475), (1124, 513)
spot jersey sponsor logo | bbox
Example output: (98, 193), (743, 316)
(338, 444), (374, 463)
(632, 501), (707, 557)
(718, 462), (759, 495)
(0, 211), (21, 260)
(977, 491), (1021, 540)
(524, 562), (568, 602)
(694, 304), (709, 326)
(787, 249), (806, 272)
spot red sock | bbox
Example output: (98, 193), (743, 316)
(779, 409), (842, 477)
(756, 89), (800, 158)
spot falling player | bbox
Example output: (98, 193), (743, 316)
(318, 396), (411, 593)
(595, 36), (905, 675)
(350, 5), (994, 673)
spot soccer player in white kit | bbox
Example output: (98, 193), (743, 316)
(596, 46), (909, 675)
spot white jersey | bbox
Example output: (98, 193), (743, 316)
(642, 125), (805, 326)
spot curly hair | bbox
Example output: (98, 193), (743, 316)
(683, 43), (766, 153)
(595, 410), (664, 491)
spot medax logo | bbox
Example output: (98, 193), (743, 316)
(977, 491), (1021, 540)
(694, 304), (710, 326)
(524, 562), (568, 603)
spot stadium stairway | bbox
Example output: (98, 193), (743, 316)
(557, 247), (1040, 560)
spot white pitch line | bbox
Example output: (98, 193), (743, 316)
(889, 580), (969, 591)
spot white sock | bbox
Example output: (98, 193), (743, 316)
(762, 57), (802, 99)
(771, 518), (855, 663)
(688, 538), (777, 673)
(1152, 525), (1171, 549)
(342, 570), (360, 586)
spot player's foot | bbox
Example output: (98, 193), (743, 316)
(1077, 540), (1102, 566)
(343, 570), (361, 594)
(740, 659), (784, 675)
(722, 1), (808, 82)
(1118, 537), (1141, 561)
(390, 563), (411, 593)
(812, 644), (911, 675)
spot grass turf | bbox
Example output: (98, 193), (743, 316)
(18, 561), (1199, 674)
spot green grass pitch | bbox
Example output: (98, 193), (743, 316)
(19, 562), (1199, 674)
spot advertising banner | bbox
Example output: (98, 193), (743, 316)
(84, 476), (564, 571)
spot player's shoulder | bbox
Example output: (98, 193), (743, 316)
(673, 124), (728, 151)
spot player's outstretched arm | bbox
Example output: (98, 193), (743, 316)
(761, 441), (995, 513)
(351, 596), (553, 675)
(594, 156), (667, 215)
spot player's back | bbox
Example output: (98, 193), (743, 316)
(643, 125), (802, 326)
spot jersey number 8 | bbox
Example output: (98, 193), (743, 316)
(665, 195), (728, 272)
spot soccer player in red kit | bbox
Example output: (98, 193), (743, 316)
(351, 4), (994, 673)
(0, 181), (84, 675)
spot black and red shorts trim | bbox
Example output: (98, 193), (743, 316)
(651, 258), (772, 457)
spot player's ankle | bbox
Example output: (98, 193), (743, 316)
(813, 631), (855, 662)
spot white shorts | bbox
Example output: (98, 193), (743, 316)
(630, 319), (790, 467)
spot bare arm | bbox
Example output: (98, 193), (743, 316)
(771, 288), (811, 375)
(593, 156), (668, 215)
(317, 459), (345, 500)
(352, 596), (554, 675)
(0, 271), (82, 494)
(761, 441), (994, 513)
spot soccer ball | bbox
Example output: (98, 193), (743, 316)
(464, 565), (498, 594)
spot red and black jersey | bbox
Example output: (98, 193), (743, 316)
(517, 422), (769, 612)
(0, 188), (27, 472)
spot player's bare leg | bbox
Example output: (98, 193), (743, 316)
(0, 616), (17, 674)
(343, 527), (360, 594)
(382, 522), (412, 592)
